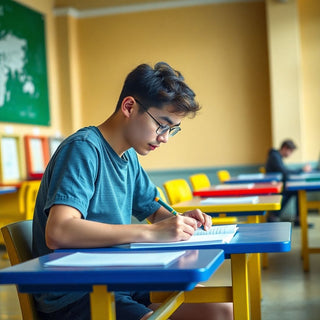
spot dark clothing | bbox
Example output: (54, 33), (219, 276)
(265, 149), (302, 182)
(37, 291), (151, 320)
(265, 148), (300, 218)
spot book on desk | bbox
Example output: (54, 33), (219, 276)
(130, 224), (238, 249)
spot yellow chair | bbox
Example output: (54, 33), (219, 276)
(216, 170), (230, 183)
(0, 180), (41, 245)
(163, 179), (193, 205)
(259, 166), (266, 174)
(156, 186), (168, 203)
(24, 180), (41, 220)
(189, 173), (211, 191)
(1, 220), (39, 319)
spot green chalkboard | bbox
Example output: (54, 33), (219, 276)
(0, 0), (50, 126)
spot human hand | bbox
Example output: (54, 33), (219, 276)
(150, 214), (198, 242)
(182, 209), (212, 231)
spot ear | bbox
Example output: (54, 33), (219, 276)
(121, 96), (135, 118)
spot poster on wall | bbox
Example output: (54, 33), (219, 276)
(0, 0), (50, 126)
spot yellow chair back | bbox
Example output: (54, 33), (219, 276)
(163, 179), (193, 205)
(259, 166), (266, 174)
(189, 173), (211, 191)
(156, 187), (168, 203)
(1, 220), (39, 319)
(217, 170), (230, 183)
(18, 180), (41, 218)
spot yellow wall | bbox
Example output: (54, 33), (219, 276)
(298, 0), (320, 160)
(2, 0), (320, 172)
(72, 2), (272, 169)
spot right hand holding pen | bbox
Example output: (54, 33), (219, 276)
(150, 215), (198, 242)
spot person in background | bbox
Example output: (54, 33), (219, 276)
(265, 139), (312, 226)
(32, 62), (233, 320)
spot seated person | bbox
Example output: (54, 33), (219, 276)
(32, 62), (233, 320)
(265, 139), (311, 226)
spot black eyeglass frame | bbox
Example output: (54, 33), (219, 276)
(134, 98), (181, 137)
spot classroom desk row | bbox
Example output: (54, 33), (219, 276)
(190, 175), (320, 272)
(0, 222), (292, 320)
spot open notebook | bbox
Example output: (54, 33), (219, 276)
(130, 224), (238, 249)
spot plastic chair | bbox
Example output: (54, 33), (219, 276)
(163, 179), (193, 205)
(24, 180), (41, 220)
(0, 180), (41, 246)
(259, 166), (266, 174)
(157, 187), (168, 203)
(189, 173), (211, 191)
(1, 220), (39, 319)
(217, 170), (230, 183)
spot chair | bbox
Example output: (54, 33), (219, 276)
(0, 180), (41, 246)
(259, 166), (266, 174)
(189, 173), (211, 191)
(163, 179), (193, 205)
(157, 186), (168, 203)
(24, 180), (41, 220)
(1, 220), (39, 319)
(216, 170), (230, 183)
(189, 174), (237, 225)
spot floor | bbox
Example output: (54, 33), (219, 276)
(0, 213), (319, 320)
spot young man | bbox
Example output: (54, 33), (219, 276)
(32, 62), (233, 320)
(265, 139), (311, 224)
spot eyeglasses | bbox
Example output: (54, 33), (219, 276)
(134, 98), (181, 137)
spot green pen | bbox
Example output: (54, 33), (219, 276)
(155, 197), (179, 216)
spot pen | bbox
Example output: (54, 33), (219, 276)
(155, 197), (179, 216)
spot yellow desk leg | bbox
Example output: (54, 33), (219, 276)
(90, 285), (116, 320)
(231, 254), (250, 320)
(248, 253), (261, 320)
(298, 190), (309, 272)
(149, 291), (185, 320)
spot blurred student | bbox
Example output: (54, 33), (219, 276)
(265, 139), (311, 226)
(32, 62), (233, 320)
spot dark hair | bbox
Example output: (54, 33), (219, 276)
(115, 62), (200, 117)
(281, 139), (297, 150)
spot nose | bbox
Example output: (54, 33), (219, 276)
(157, 130), (170, 143)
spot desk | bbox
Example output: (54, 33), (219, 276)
(288, 171), (320, 181)
(286, 181), (320, 271)
(193, 182), (283, 198)
(172, 195), (282, 222)
(225, 173), (282, 184)
(0, 249), (224, 320)
(130, 222), (291, 320)
(0, 186), (17, 194)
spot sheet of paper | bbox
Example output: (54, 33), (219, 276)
(44, 251), (186, 267)
(238, 173), (264, 179)
(200, 196), (259, 205)
(131, 225), (238, 249)
(214, 183), (254, 190)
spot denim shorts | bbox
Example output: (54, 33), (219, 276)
(38, 291), (152, 320)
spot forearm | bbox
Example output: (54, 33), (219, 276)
(46, 205), (153, 249)
(147, 206), (174, 224)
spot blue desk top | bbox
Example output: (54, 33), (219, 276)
(286, 180), (320, 191)
(288, 172), (320, 182)
(0, 186), (17, 194)
(0, 249), (224, 293)
(59, 222), (291, 255)
(226, 173), (282, 184)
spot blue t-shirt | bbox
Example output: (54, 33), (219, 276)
(32, 126), (160, 313)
